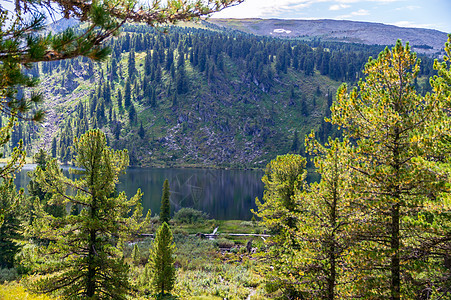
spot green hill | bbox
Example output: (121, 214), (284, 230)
(11, 22), (436, 168)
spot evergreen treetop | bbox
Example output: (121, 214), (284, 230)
(160, 179), (171, 224)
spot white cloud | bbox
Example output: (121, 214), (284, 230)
(395, 5), (420, 11)
(337, 8), (369, 18)
(353, 9), (370, 15)
(390, 20), (435, 29)
(329, 4), (351, 10)
(211, 0), (324, 19)
(334, 0), (362, 3)
(369, 0), (406, 3)
(335, 0), (405, 3)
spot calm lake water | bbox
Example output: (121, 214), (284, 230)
(14, 165), (264, 220)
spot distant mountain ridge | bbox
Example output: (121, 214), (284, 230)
(207, 18), (448, 56)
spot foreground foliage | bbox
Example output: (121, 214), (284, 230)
(256, 40), (451, 299)
(332, 40), (451, 299)
(29, 129), (145, 298)
(254, 154), (307, 298)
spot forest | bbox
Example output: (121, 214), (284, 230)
(0, 0), (450, 299)
(5, 22), (437, 168)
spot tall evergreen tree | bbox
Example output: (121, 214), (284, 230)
(30, 129), (146, 299)
(255, 154), (307, 298)
(147, 222), (176, 296)
(297, 134), (357, 299)
(331, 41), (451, 299)
(128, 48), (136, 77)
(290, 130), (299, 153)
(160, 179), (171, 224)
(51, 137), (57, 158)
(138, 122), (145, 139)
(128, 104), (137, 125)
(124, 79), (132, 108)
(0, 179), (22, 268)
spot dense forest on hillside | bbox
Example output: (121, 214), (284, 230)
(6, 23), (436, 168)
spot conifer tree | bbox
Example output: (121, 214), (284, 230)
(0, 179), (22, 268)
(138, 122), (145, 139)
(128, 49), (136, 77)
(147, 222), (176, 296)
(290, 130), (299, 153)
(124, 79), (132, 108)
(131, 244), (141, 266)
(30, 129), (146, 299)
(298, 134), (357, 299)
(254, 154), (307, 297)
(331, 40), (451, 299)
(128, 103), (137, 125)
(160, 179), (171, 224)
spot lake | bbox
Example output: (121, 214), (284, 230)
(14, 165), (264, 220)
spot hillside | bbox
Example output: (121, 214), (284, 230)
(9, 21), (437, 168)
(207, 18), (449, 57)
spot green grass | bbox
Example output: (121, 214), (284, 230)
(0, 282), (57, 300)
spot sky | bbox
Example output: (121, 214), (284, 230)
(211, 0), (451, 33)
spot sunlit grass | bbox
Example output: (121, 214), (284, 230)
(0, 282), (57, 300)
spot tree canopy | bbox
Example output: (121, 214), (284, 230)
(30, 129), (146, 298)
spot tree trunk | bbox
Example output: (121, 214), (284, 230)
(87, 228), (96, 297)
(328, 177), (338, 300)
(391, 202), (400, 300)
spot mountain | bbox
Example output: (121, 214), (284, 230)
(9, 20), (438, 168)
(207, 18), (448, 57)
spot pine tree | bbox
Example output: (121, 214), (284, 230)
(290, 130), (299, 153)
(160, 179), (171, 224)
(138, 122), (145, 139)
(331, 40), (451, 299)
(147, 222), (176, 296)
(131, 244), (141, 266)
(128, 48), (136, 77)
(297, 134), (357, 299)
(124, 79), (132, 108)
(0, 179), (22, 268)
(128, 104), (137, 125)
(117, 89), (123, 110)
(254, 154), (307, 297)
(30, 129), (146, 299)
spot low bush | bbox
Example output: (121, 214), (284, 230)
(173, 208), (209, 224)
(0, 268), (18, 283)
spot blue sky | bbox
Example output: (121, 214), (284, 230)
(211, 0), (451, 33)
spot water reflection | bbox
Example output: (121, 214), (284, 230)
(14, 166), (265, 220)
(117, 168), (264, 220)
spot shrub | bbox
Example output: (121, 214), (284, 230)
(173, 208), (209, 224)
(0, 268), (18, 283)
